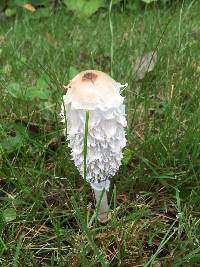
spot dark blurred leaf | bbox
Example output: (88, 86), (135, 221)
(0, 0), (7, 12)
(0, 124), (29, 154)
(7, 76), (51, 100)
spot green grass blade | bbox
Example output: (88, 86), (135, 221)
(83, 111), (89, 222)
(71, 196), (108, 267)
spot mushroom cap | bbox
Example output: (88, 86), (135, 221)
(64, 70), (124, 110)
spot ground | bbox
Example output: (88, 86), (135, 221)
(0, 1), (200, 266)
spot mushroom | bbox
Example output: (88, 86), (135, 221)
(61, 70), (127, 223)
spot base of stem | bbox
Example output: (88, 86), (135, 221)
(93, 189), (111, 223)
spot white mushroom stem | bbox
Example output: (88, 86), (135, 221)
(94, 189), (109, 223)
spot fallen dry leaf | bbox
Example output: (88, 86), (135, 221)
(153, 261), (164, 267)
(133, 51), (157, 81)
(23, 4), (36, 13)
(190, 26), (200, 40)
(0, 35), (5, 44)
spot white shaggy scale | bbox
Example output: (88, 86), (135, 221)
(64, 103), (126, 191)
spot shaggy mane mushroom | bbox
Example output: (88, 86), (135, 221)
(61, 70), (127, 223)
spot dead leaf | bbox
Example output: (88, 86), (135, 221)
(153, 261), (164, 267)
(46, 137), (61, 151)
(133, 51), (157, 81)
(189, 27), (200, 40)
(0, 35), (5, 44)
(23, 4), (36, 13)
(95, 231), (113, 240)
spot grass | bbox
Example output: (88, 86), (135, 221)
(0, 1), (200, 266)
